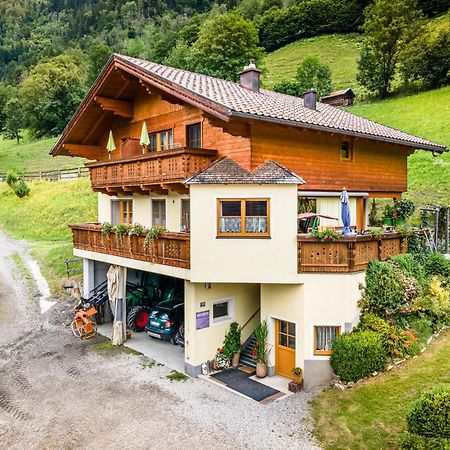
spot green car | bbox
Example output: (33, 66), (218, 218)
(145, 300), (184, 342)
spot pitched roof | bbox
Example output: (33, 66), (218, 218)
(113, 54), (445, 153)
(321, 88), (355, 99)
(185, 157), (305, 185)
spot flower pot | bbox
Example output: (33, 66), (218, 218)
(292, 374), (303, 385)
(232, 351), (241, 368)
(256, 362), (267, 378)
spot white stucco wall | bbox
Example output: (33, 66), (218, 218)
(189, 184), (299, 284)
(184, 281), (260, 367)
(316, 196), (357, 227)
(97, 191), (189, 232)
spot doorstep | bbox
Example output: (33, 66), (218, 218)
(201, 366), (293, 404)
(96, 323), (186, 374)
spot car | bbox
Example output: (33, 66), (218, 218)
(145, 300), (184, 342)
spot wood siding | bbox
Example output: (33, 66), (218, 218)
(297, 233), (407, 273)
(250, 122), (412, 193)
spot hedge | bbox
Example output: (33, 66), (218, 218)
(330, 331), (388, 382)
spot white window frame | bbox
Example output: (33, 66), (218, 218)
(211, 297), (235, 324)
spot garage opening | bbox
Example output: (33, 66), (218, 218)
(88, 262), (186, 372)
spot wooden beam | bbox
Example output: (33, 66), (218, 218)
(63, 143), (106, 160)
(94, 96), (133, 118)
(161, 183), (189, 194)
(139, 184), (168, 195)
(82, 111), (109, 144)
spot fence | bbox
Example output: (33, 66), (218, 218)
(0, 167), (89, 182)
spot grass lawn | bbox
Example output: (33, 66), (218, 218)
(348, 86), (450, 206)
(0, 134), (87, 173)
(262, 33), (362, 90)
(311, 329), (450, 450)
(0, 178), (97, 295)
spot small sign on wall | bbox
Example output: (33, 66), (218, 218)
(196, 310), (210, 330)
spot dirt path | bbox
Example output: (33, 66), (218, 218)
(0, 231), (321, 450)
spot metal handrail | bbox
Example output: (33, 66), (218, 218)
(240, 308), (260, 331)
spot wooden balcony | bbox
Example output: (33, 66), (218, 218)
(70, 223), (190, 269)
(86, 147), (217, 195)
(298, 232), (408, 273)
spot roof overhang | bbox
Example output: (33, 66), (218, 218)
(230, 111), (447, 154)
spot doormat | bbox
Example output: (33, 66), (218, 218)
(210, 368), (280, 402)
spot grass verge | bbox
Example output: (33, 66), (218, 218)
(166, 370), (188, 381)
(92, 340), (143, 356)
(10, 251), (34, 293)
(311, 329), (450, 450)
(0, 178), (97, 296)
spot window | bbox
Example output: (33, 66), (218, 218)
(152, 199), (166, 227)
(217, 199), (270, 237)
(212, 298), (233, 323)
(314, 326), (341, 355)
(148, 129), (173, 152)
(278, 320), (296, 349)
(181, 199), (190, 232)
(187, 123), (202, 148)
(111, 199), (133, 225)
(340, 140), (353, 161)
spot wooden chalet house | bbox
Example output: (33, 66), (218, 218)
(52, 55), (446, 384)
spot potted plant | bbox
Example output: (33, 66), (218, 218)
(222, 322), (242, 368)
(289, 367), (304, 393)
(394, 198), (415, 225)
(253, 321), (270, 378)
(292, 367), (303, 384)
(382, 204), (395, 226)
(213, 348), (230, 370)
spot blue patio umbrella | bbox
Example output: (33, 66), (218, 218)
(341, 188), (351, 236)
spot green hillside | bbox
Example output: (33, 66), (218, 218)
(262, 33), (362, 89)
(0, 135), (87, 173)
(349, 86), (450, 205)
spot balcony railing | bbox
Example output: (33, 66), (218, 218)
(86, 147), (217, 193)
(297, 232), (409, 273)
(70, 223), (190, 269)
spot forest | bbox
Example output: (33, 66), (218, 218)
(0, 0), (449, 140)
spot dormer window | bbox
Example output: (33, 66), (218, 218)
(187, 123), (202, 148)
(340, 140), (353, 161)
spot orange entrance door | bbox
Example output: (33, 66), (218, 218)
(275, 320), (296, 378)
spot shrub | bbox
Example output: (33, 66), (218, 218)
(6, 170), (18, 187)
(385, 326), (419, 359)
(406, 386), (450, 438)
(330, 331), (387, 382)
(361, 260), (405, 318)
(355, 313), (391, 336)
(391, 253), (427, 288)
(409, 317), (434, 344)
(398, 432), (450, 449)
(424, 252), (450, 278)
(13, 180), (30, 198)
(222, 322), (241, 358)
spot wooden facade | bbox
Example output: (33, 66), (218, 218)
(297, 233), (407, 273)
(70, 223), (190, 269)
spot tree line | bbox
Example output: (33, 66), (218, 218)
(0, 0), (448, 142)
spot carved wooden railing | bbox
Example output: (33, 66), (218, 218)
(70, 223), (190, 269)
(86, 147), (217, 191)
(297, 232), (409, 273)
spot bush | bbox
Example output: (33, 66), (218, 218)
(385, 326), (419, 359)
(398, 432), (450, 449)
(13, 180), (30, 198)
(361, 260), (405, 318)
(391, 253), (427, 288)
(330, 331), (388, 382)
(406, 386), (450, 438)
(6, 170), (18, 187)
(222, 322), (241, 358)
(424, 253), (450, 278)
(355, 313), (391, 336)
(409, 317), (434, 344)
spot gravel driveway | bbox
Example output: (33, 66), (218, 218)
(0, 230), (321, 450)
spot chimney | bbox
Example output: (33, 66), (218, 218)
(303, 89), (317, 110)
(238, 59), (261, 92)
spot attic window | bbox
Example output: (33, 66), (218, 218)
(340, 140), (353, 161)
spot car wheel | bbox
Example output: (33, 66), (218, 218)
(127, 305), (152, 332)
(170, 331), (178, 345)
